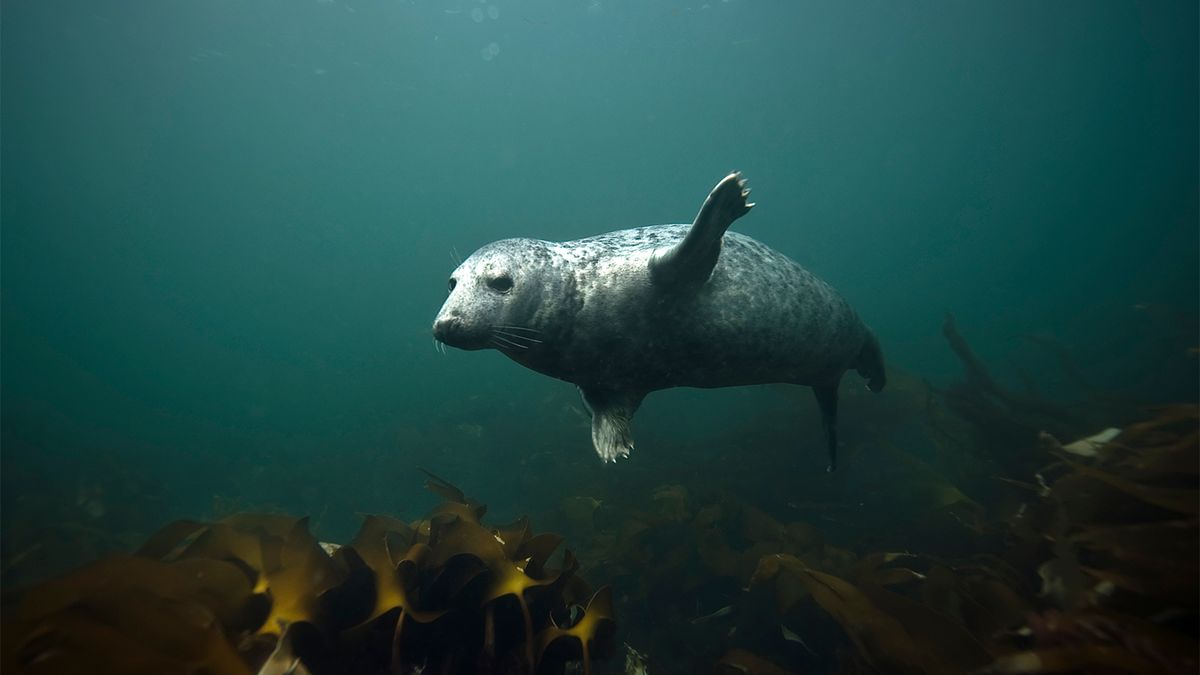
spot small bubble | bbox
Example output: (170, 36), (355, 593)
(487, 4), (499, 19)
(487, 41), (500, 56)
(470, 7), (484, 22)
(481, 46), (494, 61)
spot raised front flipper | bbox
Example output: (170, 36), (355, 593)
(579, 387), (646, 463)
(649, 172), (754, 287)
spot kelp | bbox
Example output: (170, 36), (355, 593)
(984, 407), (1200, 674)
(3, 318), (1194, 675)
(750, 554), (929, 674)
(552, 387), (1191, 674)
(535, 586), (616, 675)
(536, 482), (871, 672)
(715, 648), (800, 675)
(759, 408), (1195, 674)
(745, 549), (1032, 675)
(1, 476), (614, 675)
(1, 554), (262, 675)
(935, 313), (1092, 469)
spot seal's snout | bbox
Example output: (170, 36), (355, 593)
(432, 315), (461, 342)
(433, 313), (486, 350)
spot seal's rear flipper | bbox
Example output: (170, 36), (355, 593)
(812, 384), (839, 472)
(580, 388), (645, 463)
(649, 172), (754, 287)
(855, 331), (887, 393)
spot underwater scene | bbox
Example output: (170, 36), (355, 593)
(2, 1), (1197, 674)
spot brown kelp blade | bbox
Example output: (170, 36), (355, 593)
(136, 520), (208, 560)
(517, 532), (563, 578)
(17, 554), (256, 629)
(257, 518), (347, 635)
(493, 515), (532, 560)
(418, 467), (467, 502)
(1061, 458), (1198, 515)
(750, 554), (928, 675)
(535, 586), (617, 675)
(7, 555), (257, 675)
(715, 648), (800, 675)
(257, 622), (314, 675)
(979, 645), (1165, 675)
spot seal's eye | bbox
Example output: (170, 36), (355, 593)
(487, 274), (514, 293)
(447, 277), (457, 292)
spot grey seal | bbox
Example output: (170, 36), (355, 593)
(432, 173), (885, 471)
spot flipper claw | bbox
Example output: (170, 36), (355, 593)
(580, 388), (644, 463)
(648, 172), (754, 287)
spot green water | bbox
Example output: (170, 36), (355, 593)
(2, 0), (1196, 602)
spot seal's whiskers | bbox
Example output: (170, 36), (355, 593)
(494, 325), (541, 334)
(489, 337), (526, 351)
(493, 329), (543, 344)
(490, 334), (528, 350)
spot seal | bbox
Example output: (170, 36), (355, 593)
(433, 173), (885, 471)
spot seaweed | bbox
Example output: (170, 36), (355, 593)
(523, 322), (1197, 675)
(987, 407), (1199, 674)
(734, 407), (1198, 674)
(3, 314), (1194, 675)
(936, 313), (1088, 467)
(1, 477), (614, 675)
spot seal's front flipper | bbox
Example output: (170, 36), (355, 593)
(650, 172), (754, 287)
(812, 384), (839, 472)
(580, 387), (645, 463)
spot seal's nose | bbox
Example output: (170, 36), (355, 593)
(432, 315), (460, 342)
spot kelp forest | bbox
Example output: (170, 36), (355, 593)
(2, 316), (1197, 674)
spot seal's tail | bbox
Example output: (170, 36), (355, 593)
(855, 330), (886, 393)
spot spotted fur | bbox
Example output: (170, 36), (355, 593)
(433, 173), (885, 468)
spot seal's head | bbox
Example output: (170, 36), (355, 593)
(432, 238), (548, 351)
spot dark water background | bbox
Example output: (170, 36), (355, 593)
(2, 0), (1196, 605)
